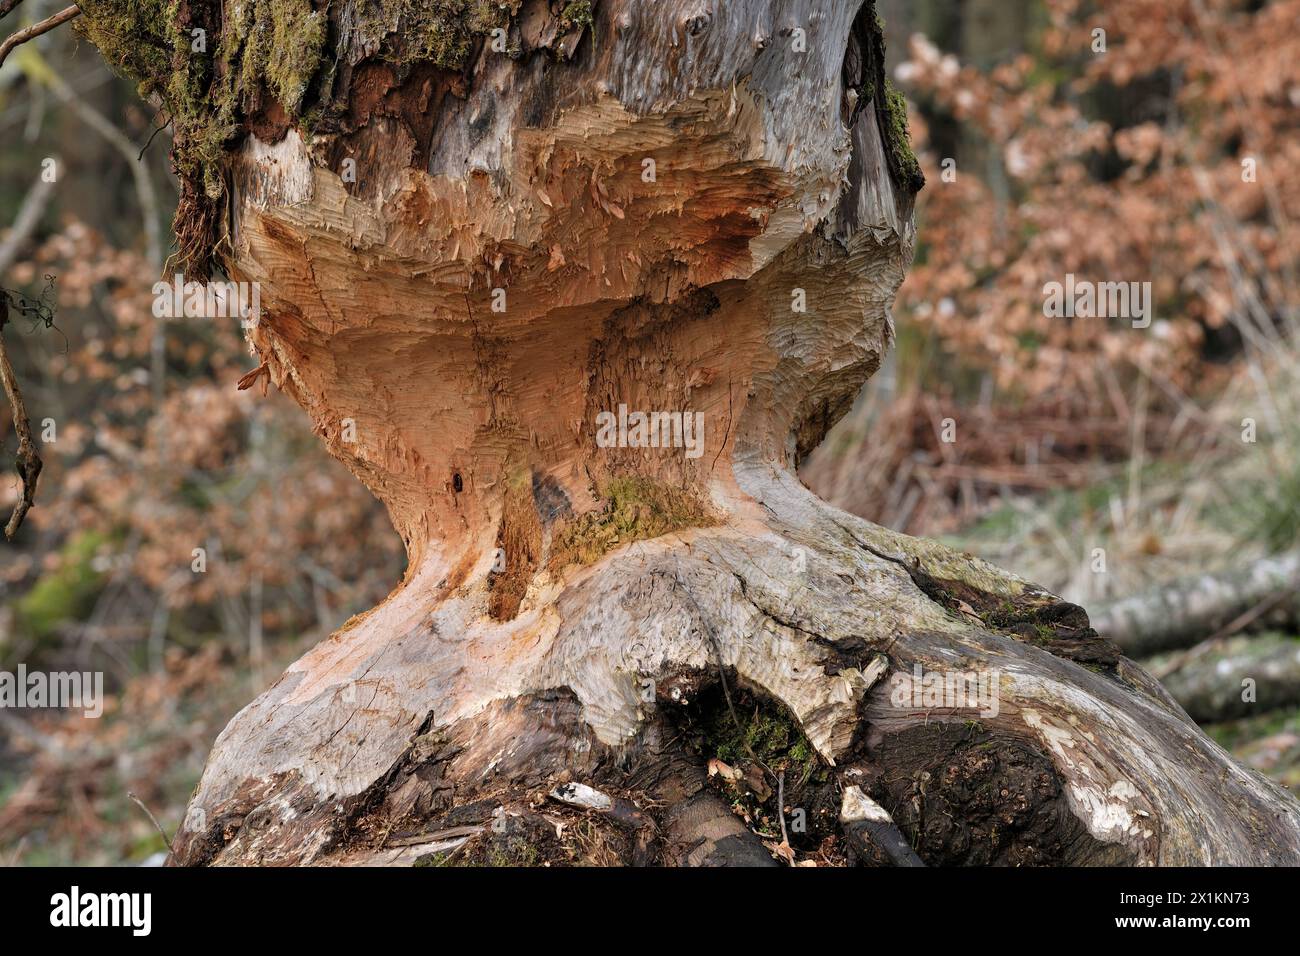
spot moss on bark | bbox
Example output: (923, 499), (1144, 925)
(548, 477), (715, 570)
(74, 0), (518, 278)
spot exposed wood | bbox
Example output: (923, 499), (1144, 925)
(839, 784), (925, 866)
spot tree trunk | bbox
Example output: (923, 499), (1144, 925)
(76, 0), (1300, 866)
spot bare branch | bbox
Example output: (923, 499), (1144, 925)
(0, 0), (26, 24)
(0, 4), (79, 73)
(41, 69), (163, 266)
(0, 297), (42, 540)
(127, 791), (175, 854)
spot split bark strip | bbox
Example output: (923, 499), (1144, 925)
(0, 4), (79, 72)
(383, 824), (482, 849)
(1091, 550), (1300, 657)
(0, 301), (41, 540)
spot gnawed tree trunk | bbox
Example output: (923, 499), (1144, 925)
(76, 0), (1300, 866)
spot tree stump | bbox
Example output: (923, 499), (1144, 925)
(75, 0), (1300, 865)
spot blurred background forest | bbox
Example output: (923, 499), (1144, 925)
(2, 0), (1299, 865)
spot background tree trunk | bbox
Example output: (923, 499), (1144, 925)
(1092, 550), (1300, 657)
(75, 0), (1300, 865)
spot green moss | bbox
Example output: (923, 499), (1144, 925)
(855, 521), (1030, 600)
(881, 79), (923, 193)
(560, 1), (591, 28)
(75, 1), (227, 194)
(14, 531), (108, 647)
(76, 0), (518, 275)
(548, 477), (715, 569)
(362, 0), (511, 69)
(854, 4), (924, 194)
(236, 0), (327, 115)
(416, 834), (542, 867)
(705, 699), (822, 786)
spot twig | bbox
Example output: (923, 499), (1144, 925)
(126, 791), (174, 853)
(0, 0), (25, 23)
(137, 115), (171, 161)
(777, 772), (788, 844)
(0, 298), (42, 540)
(0, 5), (80, 73)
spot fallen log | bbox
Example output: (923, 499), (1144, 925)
(1091, 551), (1300, 657)
(1155, 633), (1300, 723)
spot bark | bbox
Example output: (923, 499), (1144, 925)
(1091, 550), (1300, 658)
(74, 0), (1300, 866)
(0, 297), (43, 540)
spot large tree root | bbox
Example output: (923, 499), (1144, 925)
(171, 465), (1300, 866)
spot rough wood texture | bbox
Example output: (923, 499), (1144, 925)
(76, 0), (1300, 865)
